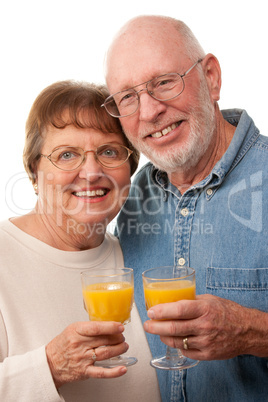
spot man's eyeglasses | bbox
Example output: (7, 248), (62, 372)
(40, 144), (133, 171)
(102, 59), (203, 118)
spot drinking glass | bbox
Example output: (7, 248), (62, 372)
(142, 266), (199, 370)
(81, 267), (137, 367)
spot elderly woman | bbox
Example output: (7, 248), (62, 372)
(0, 81), (161, 402)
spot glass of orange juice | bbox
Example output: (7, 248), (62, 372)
(142, 266), (199, 370)
(81, 268), (137, 367)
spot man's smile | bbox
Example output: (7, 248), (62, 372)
(150, 122), (181, 138)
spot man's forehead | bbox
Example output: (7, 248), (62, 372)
(106, 32), (186, 93)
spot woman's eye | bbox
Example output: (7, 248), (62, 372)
(100, 148), (118, 157)
(59, 152), (76, 160)
(56, 149), (81, 162)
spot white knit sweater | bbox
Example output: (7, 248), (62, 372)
(0, 220), (160, 402)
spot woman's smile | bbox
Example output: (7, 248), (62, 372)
(72, 187), (109, 201)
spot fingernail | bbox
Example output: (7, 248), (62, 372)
(120, 366), (127, 374)
(147, 309), (155, 319)
(118, 324), (124, 332)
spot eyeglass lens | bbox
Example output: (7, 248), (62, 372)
(49, 145), (130, 170)
(106, 73), (184, 117)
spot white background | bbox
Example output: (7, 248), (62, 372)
(1, 0), (267, 221)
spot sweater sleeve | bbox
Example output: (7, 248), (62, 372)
(0, 342), (64, 402)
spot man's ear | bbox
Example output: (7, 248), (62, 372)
(202, 53), (221, 102)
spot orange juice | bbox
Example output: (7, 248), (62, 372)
(143, 280), (195, 309)
(83, 281), (134, 323)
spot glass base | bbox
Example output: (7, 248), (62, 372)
(151, 354), (199, 370)
(95, 355), (137, 368)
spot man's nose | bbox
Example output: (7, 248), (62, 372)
(138, 91), (167, 122)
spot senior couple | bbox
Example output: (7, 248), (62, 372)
(0, 15), (267, 402)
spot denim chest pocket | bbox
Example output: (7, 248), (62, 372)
(206, 267), (268, 312)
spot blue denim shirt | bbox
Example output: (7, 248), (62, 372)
(116, 109), (268, 402)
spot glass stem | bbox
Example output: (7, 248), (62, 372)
(166, 346), (185, 361)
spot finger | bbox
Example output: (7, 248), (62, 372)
(160, 335), (199, 351)
(83, 333), (126, 350)
(159, 335), (219, 361)
(76, 321), (125, 337)
(147, 300), (202, 321)
(85, 365), (127, 379)
(144, 318), (193, 337)
(86, 342), (129, 362)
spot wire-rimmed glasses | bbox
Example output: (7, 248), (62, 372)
(40, 144), (133, 171)
(102, 59), (203, 118)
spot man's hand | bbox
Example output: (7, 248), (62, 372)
(144, 294), (268, 360)
(46, 321), (128, 388)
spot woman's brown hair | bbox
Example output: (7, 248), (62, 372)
(23, 80), (140, 184)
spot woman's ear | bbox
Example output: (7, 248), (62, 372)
(202, 53), (221, 102)
(30, 164), (38, 193)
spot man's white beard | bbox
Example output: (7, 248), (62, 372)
(126, 79), (216, 174)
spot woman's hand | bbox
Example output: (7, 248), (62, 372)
(46, 321), (128, 388)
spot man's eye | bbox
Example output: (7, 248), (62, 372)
(154, 78), (176, 89)
(119, 92), (136, 105)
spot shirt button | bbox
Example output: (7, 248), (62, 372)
(181, 208), (189, 216)
(178, 258), (186, 266)
(206, 188), (213, 196)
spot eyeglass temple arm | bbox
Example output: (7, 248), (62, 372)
(181, 58), (203, 77)
(40, 154), (51, 160)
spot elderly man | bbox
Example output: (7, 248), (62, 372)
(103, 15), (268, 402)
